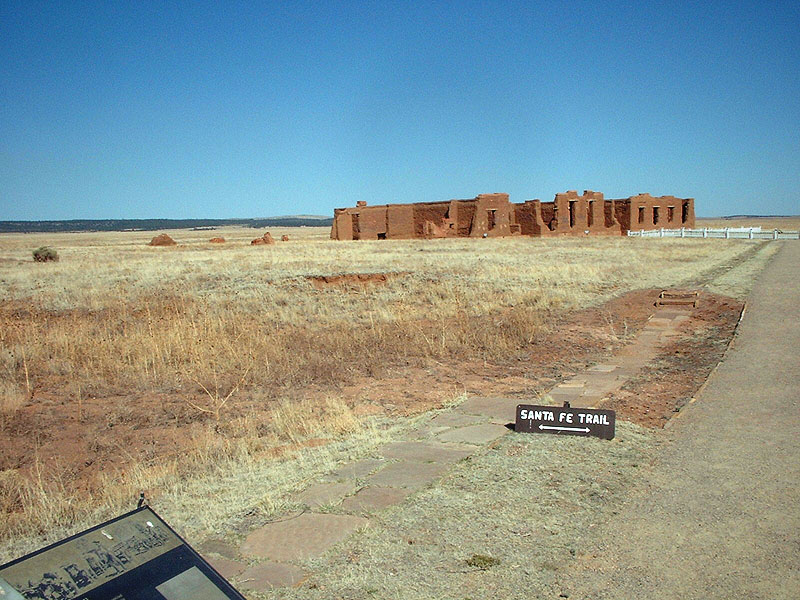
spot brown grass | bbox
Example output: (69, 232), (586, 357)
(697, 216), (800, 231)
(0, 226), (779, 559)
(0, 229), (765, 399)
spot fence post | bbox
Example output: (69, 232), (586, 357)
(749, 228), (753, 239)
(660, 228), (664, 237)
(681, 227), (685, 238)
(725, 228), (730, 239)
(773, 229), (778, 240)
(703, 228), (708, 238)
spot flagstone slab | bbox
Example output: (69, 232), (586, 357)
(366, 460), (448, 489)
(323, 458), (386, 481)
(637, 330), (664, 341)
(558, 381), (586, 388)
(340, 486), (411, 514)
(235, 562), (308, 591)
(241, 513), (369, 561)
(206, 556), (247, 580)
(381, 440), (474, 463)
(430, 411), (486, 428)
(454, 396), (520, 422)
(407, 425), (451, 440)
(437, 423), (509, 445)
(293, 481), (354, 508)
(197, 538), (240, 560)
(587, 364), (618, 372)
(616, 345), (650, 358)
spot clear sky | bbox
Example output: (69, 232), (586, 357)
(1, 1), (798, 220)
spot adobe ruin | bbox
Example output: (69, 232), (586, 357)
(330, 191), (695, 240)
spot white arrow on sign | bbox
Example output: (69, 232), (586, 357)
(539, 425), (591, 433)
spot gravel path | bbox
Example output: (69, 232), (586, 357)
(567, 241), (800, 599)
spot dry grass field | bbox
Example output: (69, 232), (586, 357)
(696, 215), (800, 231)
(0, 226), (783, 562)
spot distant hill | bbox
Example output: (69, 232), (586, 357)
(714, 215), (796, 219)
(0, 216), (333, 233)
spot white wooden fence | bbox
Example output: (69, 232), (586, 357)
(627, 227), (800, 240)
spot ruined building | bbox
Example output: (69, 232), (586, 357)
(330, 191), (695, 240)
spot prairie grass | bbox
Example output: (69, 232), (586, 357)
(0, 229), (767, 398)
(0, 227), (778, 560)
(697, 216), (800, 231)
(0, 394), (404, 561)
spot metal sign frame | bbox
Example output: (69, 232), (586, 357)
(0, 506), (247, 600)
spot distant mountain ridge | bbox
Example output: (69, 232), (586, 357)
(0, 216), (333, 233)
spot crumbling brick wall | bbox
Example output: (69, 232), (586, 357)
(625, 193), (695, 231)
(330, 192), (694, 240)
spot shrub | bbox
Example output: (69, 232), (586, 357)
(32, 247), (59, 262)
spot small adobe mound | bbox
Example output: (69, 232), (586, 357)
(209, 237), (226, 244)
(251, 232), (276, 245)
(281, 235), (290, 242)
(148, 234), (177, 246)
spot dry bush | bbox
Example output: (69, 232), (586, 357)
(32, 246), (59, 262)
(271, 397), (361, 443)
(0, 379), (27, 424)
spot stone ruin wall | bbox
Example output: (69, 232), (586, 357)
(330, 191), (695, 240)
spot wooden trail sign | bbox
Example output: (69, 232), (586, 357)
(516, 404), (616, 440)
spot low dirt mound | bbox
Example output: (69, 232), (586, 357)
(281, 235), (289, 242)
(602, 292), (743, 428)
(148, 234), (177, 246)
(251, 232), (275, 245)
(307, 272), (407, 289)
(209, 237), (225, 244)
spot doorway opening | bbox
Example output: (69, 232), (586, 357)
(487, 210), (496, 231)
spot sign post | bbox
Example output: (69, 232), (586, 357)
(516, 403), (615, 440)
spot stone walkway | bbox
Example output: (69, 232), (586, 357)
(198, 301), (695, 595)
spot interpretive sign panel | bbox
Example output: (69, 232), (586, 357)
(0, 506), (246, 600)
(516, 404), (615, 440)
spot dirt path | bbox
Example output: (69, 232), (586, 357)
(566, 242), (800, 600)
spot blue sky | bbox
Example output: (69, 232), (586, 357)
(1, 1), (798, 220)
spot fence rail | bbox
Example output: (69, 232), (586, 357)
(627, 227), (800, 240)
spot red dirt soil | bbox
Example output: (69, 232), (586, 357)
(602, 293), (743, 428)
(251, 232), (275, 245)
(0, 289), (740, 513)
(148, 234), (177, 246)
